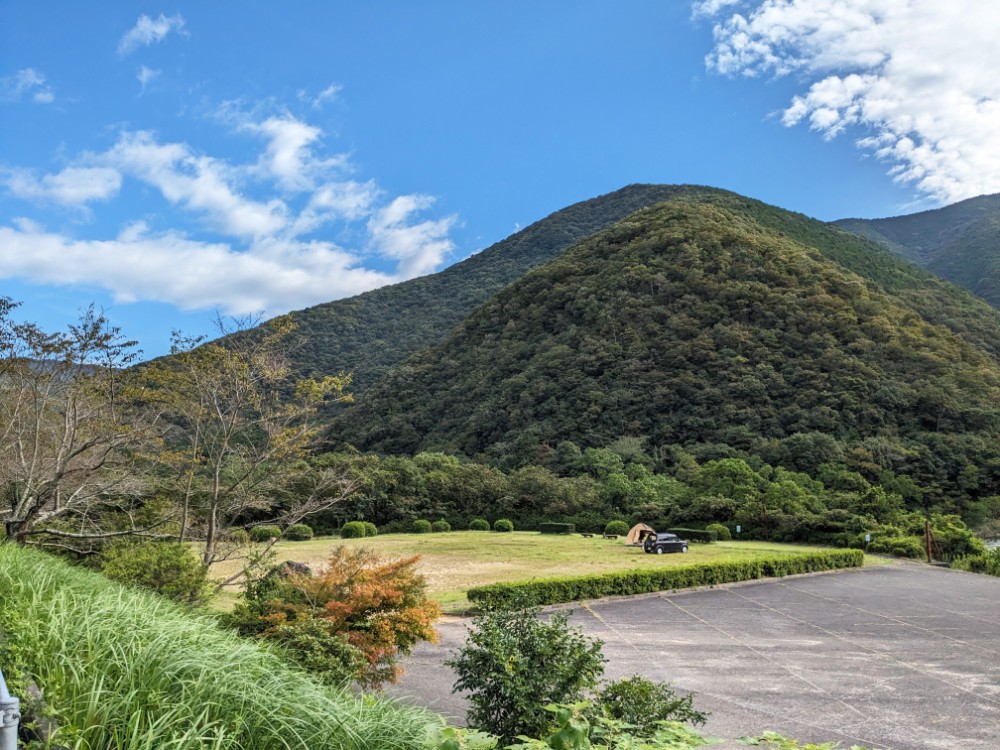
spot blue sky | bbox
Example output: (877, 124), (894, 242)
(2, 1), (997, 359)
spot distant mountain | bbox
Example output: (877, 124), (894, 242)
(332, 195), (1000, 502)
(837, 193), (1000, 307)
(262, 184), (721, 398)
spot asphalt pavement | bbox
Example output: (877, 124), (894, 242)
(387, 564), (1000, 750)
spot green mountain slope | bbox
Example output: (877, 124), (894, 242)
(334, 198), (1000, 499)
(837, 193), (1000, 307)
(268, 184), (719, 397)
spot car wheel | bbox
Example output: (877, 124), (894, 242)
(655, 546), (664, 555)
(681, 545), (688, 553)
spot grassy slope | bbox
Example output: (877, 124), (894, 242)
(210, 533), (856, 613)
(0, 543), (432, 750)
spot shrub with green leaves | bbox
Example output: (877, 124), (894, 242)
(604, 520), (629, 536)
(447, 604), (606, 743)
(99, 541), (212, 606)
(285, 524), (314, 541)
(227, 529), (251, 546)
(362, 522), (378, 537)
(432, 519), (452, 532)
(413, 519), (433, 534)
(592, 675), (708, 734)
(705, 523), (731, 541)
(340, 521), (367, 539)
(469, 518), (491, 531)
(250, 524), (282, 542)
(539, 522), (576, 535)
(493, 518), (514, 532)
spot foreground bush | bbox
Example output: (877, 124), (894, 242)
(603, 520), (629, 536)
(467, 550), (864, 608)
(362, 521), (378, 537)
(230, 546), (441, 688)
(0, 544), (431, 750)
(250, 524), (282, 542)
(341, 521), (367, 538)
(285, 523), (314, 541)
(413, 519), (433, 533)
(592, 675), (708, 733)
(448, 603), (606, 743)
(469, 518), (491, 531)
(705, 523), (731, 541)
(493, 518), (514, 532)
(99, 541), (212, 605)
(432, 519), (452, 532)
(952, 548), (1000, 576)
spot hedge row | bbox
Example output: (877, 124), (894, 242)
(466, 549), (865, 608)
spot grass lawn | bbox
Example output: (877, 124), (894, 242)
(211, 532), (866, 613)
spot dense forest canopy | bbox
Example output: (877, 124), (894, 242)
(333, 198), (1000, 509)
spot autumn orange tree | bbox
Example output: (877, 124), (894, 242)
(229, 546), (440, 688)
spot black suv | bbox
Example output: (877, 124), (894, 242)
(643, 532), (689, 555)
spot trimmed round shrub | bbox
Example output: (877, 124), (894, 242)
(362, 521), (378, 537)
(285, 524), (314, 541)
(469, 518), (491, 531)
(593, 675), (708, 733)
(706, 523), (732, 541)
(493, 518), (514, 533)
(431, 519), (452, 533)
(100, 541), (211, 605)
(604, 520), (629, 537)
(340, 521), (367, 539)
(227, 529), (251, 546)
(412, 519), (433, 534)
(249, 524), (282, 542)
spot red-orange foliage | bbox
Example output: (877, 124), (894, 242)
(260, 546), (440, 687)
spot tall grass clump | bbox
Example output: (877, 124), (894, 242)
(0, 544), (432, 750)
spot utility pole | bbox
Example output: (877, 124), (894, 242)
(0, 667), (20, 750)
(924, 517), (933, 564)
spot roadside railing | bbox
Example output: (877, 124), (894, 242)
(0, 667), (19, 750)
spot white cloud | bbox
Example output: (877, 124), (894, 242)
(298, 83), (342, 110)
(137, 65), (160, 92)
(104, 130), (288, 238)
(368, 195), (457, 278)
(4, 166), (122, 205)
(700, 1), (1000, 204)
(118, 13), (186, 56)
(1, 68), (54, 103)
(0, 110), (459, 314)
(0, 223), (395, 314)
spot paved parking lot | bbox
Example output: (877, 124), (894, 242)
(388, 565), (1000, 749)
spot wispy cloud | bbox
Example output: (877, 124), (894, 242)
(299, 83), (342, 110)
(1, 68), (54, 103)
(0, 109), (458, 315)
(698, 0), (1000, 204)
(3, 166), (122, 205)
(137, 65), (160, 93)
(118, 13), (187, 56)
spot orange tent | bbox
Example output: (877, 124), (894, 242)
(625, 523), (654, 546)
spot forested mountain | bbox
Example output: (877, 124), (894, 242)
(837, 193), (1000, 307)
(256, 184), (713, 397)
(333, 197), (1000, 505)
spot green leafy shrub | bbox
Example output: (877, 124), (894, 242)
(265, 617), (366, 687)
(667, 527), (718, 543)
(250, 525), (282, 542)
(340, 521), (367, 539)
(467, 550), (865, 608)
(447, 604), (606, 743)
(592, 675), (708, 734)
(432, 519), (452, 532)
(469, 518), (491, 531)
(285, 524), (314, 541)
(362, 521), (378, 537)
(493, 518), (514, 532)
(413, 519), (433, 534)
(952, 548), (1000, 576)
(705, 523), (731, 541)
(540, 522), (576, 534)
(100, 541), (212, 606)
(604, 521), (629, 536)
(227, 529), (251, 546)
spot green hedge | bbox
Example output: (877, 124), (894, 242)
(539, 522), (576, 535)
(467, 549), (864, 608)
(340, 521), (367, 539)
(667, 528), (718, 543)
(285, 524), (314, 541)
(249, 525), (282, 542)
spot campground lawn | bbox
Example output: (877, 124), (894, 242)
(211, 531), (869, 613)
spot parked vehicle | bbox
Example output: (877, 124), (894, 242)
(643, 532), (689, 554)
